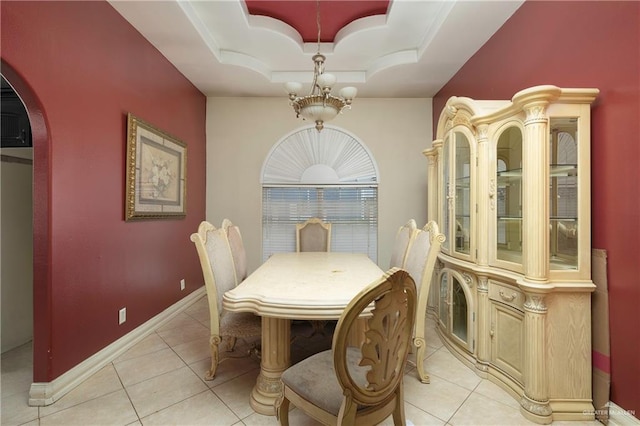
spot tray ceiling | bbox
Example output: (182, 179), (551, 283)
(109, 0), (524, 98)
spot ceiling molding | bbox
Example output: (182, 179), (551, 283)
(109, 0), (524, 97)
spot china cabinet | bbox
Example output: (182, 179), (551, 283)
(424, 86), (598, 424)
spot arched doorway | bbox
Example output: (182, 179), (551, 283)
(1, 76), (33, 353)
(1, 61), (52, 384)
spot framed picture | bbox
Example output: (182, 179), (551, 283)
(125, 113), (186, 221)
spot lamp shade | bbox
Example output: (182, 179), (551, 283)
(339, 86), (358, 100)
(316, 73), (336, 90)
(284, 82), (303, 95)
(299, 103), (340, 123)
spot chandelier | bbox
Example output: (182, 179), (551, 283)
(284, 0), (357, 132)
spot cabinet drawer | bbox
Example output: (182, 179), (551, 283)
(489, 280), (524, 311)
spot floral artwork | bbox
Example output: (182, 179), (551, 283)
(126, 113), (186, 220)
(139, 139), (180, 203)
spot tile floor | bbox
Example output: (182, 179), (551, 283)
(2, 296), (601, 426)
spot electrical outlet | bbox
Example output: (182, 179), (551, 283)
(118, 307), (127, 325)
(180, 279), (186, 290)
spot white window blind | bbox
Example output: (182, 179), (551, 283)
(262, 185), (378, 262)
(261, 126), (379, 263)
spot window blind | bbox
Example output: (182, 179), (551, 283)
(262, 185), (378, 262)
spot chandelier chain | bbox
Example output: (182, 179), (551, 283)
(316, 0), (321, 53)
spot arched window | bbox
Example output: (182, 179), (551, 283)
(261, 126), (379, 261)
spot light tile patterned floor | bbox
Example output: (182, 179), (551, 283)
(2, 296), (601, 426)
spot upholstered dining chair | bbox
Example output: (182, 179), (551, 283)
(276, 268), (417, 426)
(296, 217), (332, 252)
(296, 217), (332, 336)
(190, 221), (261, 380)
(221, 218), (247, 284)
(403, 221), (445, 383)
(389, 219), (417, 269)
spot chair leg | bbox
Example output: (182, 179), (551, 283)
(276, 394), (290, 426)
(391, 384), (406, 426)
(337, 398), (357, 425)
(308, 320), (327, 337)
(225, 336), (238, 352)
(414, 337), (430, 383)
(205, 336), (221, 381)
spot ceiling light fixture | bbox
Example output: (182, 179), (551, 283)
(284, 0), (357, 132)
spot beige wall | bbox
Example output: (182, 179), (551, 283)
(1, 148), (33, 353)
(206, 97), (432, 272)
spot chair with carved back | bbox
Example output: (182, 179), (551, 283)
(296, 217), (332, 252)
(403, 220), (445, 383)
(276, 268), (417, 426)
(389, 219), (417, 269)
(296, 217), (332, 336)
(221, 218), (248, 283)
(190, 221), (261, 380)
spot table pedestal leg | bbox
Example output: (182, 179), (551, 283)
(250, 316), (290, 415)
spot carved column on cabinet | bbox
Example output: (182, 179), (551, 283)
(475, 275), (490, 374)
(424, 141), (441, 223)
(522, 103), (550, 282)
(475, 124), (490, 267)
(520, 292), (552, 422)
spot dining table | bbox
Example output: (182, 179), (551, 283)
(222, 251), (385, 416)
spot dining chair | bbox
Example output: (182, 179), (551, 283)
(296, 217), (332, 252)
(296, 217), (332, 336)
(190, 221), (261, 380)
(221, 218), (247, 283)
(403, 221), (445, 383)
(389, 219), (417, 269)
(276, 268), (417, 426)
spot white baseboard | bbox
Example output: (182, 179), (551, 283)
(29, 287), (206, 406)
(608, 402), (639, 426)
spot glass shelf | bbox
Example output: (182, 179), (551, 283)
(496, 168), (522, 177)
(456, 176), (471, 185)
(496, 165), (577, 178)
(550, 164), (577, 177)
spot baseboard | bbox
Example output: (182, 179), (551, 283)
(608, 402), (640, 426)
(29, 287), (206, 406)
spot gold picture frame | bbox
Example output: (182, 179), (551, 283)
(125, 113), (186, 221)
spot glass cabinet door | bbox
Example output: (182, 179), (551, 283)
(454, 132), (471, 255)
(549, 118), (579, 270)
(451, 276), (468, 343)
(495, 126), (523, 264)
(438, 273), (449, 330)
(441, 135), (450, 253)
(437, 270), (472, 352)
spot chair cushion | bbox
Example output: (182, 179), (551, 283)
(281, 347), (368, 416)
(220, 311), (261, 338)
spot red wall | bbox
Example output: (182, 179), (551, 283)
(434, 0), (639, 416)
(1, 1), (207, 380)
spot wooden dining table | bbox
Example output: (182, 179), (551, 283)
(222, 251), (384, 415)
